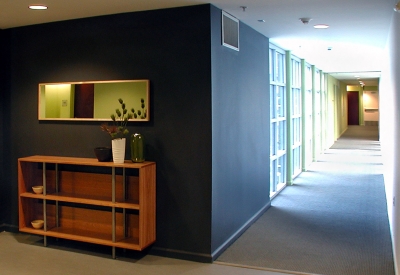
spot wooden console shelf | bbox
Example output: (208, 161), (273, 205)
(18, 155), (156, 258)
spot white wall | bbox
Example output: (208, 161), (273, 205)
(363, 90), (379, 122)
(380, 12), (400, 274)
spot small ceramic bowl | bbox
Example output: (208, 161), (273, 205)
(94, 147), (112, 162)
(32, 186), (43, 194)
(31, 219), (44, 229)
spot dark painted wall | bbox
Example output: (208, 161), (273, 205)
(0, 28), (5, 227)
(1, 4), (271, 261)
(209, 6), (270, 256)
(3, 5), (213, 259)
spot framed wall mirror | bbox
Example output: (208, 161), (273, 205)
(38, 79), (150, 121)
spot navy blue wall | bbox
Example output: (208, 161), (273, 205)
(0, 28), (5, 228)
(3, 5), (213, 260)
(1, 4), (271, 262)
(210, 6), (270, 256)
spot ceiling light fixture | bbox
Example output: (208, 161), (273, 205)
(299, 18), (312, 25)
(314, 24), (329, 29)
(29, 4), (48, 10)
(394, 1), (400, 12)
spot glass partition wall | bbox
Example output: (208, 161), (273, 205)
(270, 45), (287, 197)
(269, 44), (326, 198)
(291, 57), (302, 178)
(303, 63), (314, 169)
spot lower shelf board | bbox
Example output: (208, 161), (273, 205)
(20, 227), (141, 250)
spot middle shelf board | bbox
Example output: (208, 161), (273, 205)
(20, 192), (140, 210)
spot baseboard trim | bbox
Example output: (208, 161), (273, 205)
(149, 202), (271, 263)
(1, 224), (18, 233)
(211, 201), (271, 261)
(150, 246), (212, 263)
(214, 261), (316, 275)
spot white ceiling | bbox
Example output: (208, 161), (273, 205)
(1, 0), (396, 86)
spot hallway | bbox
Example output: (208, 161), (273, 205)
(216, 126), (394, 275)
(0, 126), (394, 275)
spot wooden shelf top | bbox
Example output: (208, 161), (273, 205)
(18, 155), (155, 168)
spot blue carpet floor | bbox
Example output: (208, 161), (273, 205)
(216, 126), (395, 275)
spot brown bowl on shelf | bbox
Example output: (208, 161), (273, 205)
(31, 219), (44, 229)
(32, 186), (43, 194)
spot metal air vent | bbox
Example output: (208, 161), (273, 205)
(222, 11), (239, 51)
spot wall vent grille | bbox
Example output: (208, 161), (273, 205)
(222, 11), (239, 51)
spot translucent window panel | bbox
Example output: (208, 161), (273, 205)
(315, 70), (321, 92)
(270, 44), (287, 196)
(269, 49), (274, 80)
(305, 64), (312, 91)
(277, 155), (286, 184)
(290, 57), (302, 180)
(276, 85), (285, 118)
(315, 70), (321, 117)
(270, 122), (277, 156)
(277, 120), (286, 151)
(270, 155), (287, 194)
(292, 88), (301, 116)
(292, 146), (301, 176)
(275, 52), (285, 83)
(314, 84), (321, 155)
(315, 90), (321, 118)
(277, 155), (286, 190)
(292, 117), (301, 145)
(270, 46), (286, 84)
(270, 159), (278, 193)
(291, 58), (301, 88)
(270, 85), (276, 119)
(304, 65), (313, 168)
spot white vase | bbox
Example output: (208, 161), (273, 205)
(111, 138), (126, 164)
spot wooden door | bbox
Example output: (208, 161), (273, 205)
(347, 92), (359, 125)
(74, 84), (94, 118)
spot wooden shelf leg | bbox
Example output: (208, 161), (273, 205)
(112, 167), (115, 203)
(43, 162), (47, 247)
(55, 164), (59, 227)
(112, 167), (116, 258)
(123, 168), (127, 237)
(112, 207), (116, 259)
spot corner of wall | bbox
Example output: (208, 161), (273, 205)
(0, 28), (6, 225)
(380, 11), (400, 275)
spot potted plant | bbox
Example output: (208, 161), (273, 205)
(101, 98), (133, 163)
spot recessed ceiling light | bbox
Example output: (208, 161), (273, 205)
(29, 5), (48, 10)
(314, 24), (329, 29)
